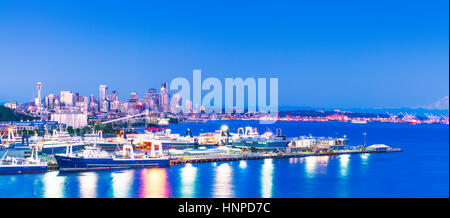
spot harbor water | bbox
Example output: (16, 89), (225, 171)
(0, 121), (448, 198)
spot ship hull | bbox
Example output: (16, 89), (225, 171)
(0, 165), (48, 174)
(54, 155), (170, 171)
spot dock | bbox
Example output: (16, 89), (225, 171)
(42, 148), (403, 171)
(169, 148), (403, 165)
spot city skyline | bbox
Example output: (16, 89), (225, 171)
(2, 80), (448, 112)
(0, 0), (448, 108)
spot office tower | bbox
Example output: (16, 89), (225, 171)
(160, 83), (169, 112)
(171, 93), (181, 110)
(110, 91), (119, 111)
(60, 91), (75, 107)
(110, 91), (119, 102)
(99, 85), (109, 113)
(74, 95), (88, 111)
(129, 93), (139, 102)
(148, 88), (159, 111)
(88, 94), (99, 112)
(45, 93), (58, 109)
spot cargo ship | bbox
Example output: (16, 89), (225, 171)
(54, 141), (170, 171)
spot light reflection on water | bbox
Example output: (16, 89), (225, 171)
(79, 172), (98, 198)
(303, 156), (330, 179)
(336, 154), (351, 197)
(139, 168), (168, 198)
(339, 154), (350, 178)
(239, 160), (247, 169)
(43, 171), (65, 198)
(180, 164), (197, 198)
(360, 153), (370, 176)
(304, 156), (317, 178)
(261, 159), (274, 198)
(112, 170), (134, 198)
(361, 153), (370, 163)
(213, 163), (233, 198)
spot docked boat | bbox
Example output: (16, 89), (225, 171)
(83, 130), (124, 151)
(54, 141), (170, 171)
(37, 129), (85, 155)
(231, 127), (287, 149)
(198, 125), (232, 146)
(0, 144), (48, 174)
(132, 129), (198, 148)
(0, 128), (37, 158)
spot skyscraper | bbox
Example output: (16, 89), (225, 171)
(160, 82), (169, 112)
(99, 85), (109, 113)
(129, 93), (139, 102)
(144, 88), (159, 111)
(171, 93), (181, 113)
(45, 93), (59, 110)
(60, 91), (74, 107)
(88, 94), (99, 112)
(110, 91), (119, 111)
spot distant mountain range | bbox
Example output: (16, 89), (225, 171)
(279, 99), (449, 117)
(279, 107), (446, 116)
(418, 96), (449, 110)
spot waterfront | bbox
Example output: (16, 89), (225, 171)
(0, 121), (448, 198)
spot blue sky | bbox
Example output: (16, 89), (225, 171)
(0, 0), (448, 108)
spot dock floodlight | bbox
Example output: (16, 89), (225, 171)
(221, 125), (229, 132)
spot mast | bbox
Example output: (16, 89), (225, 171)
(363, 130), (367, 148)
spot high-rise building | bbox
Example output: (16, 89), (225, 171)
(110, 91), (119, 102)
(99, 85), (109, 113)
(129, 93), (139, 102)
(149, 88), (159, 111)
(161, 82), (168, 89)
(45, 94), (59, 110)
(160, 83), (169, 112)
(144, 89), (159, 111)
(88, 94), (99, 112)
(110, 91), (119, 111)
(99, 85), (108, 101)
(60, 91), (75, 107)
(75, 95), (88, 111)
(171, 93), (181, 113)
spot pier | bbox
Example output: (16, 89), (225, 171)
(41, 148), (403, 171)
(169, 148), (403, 165)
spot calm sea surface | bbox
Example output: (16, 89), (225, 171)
(1, 121), (448, 198)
